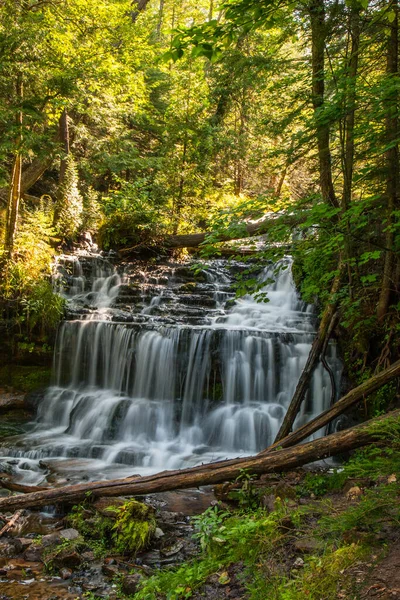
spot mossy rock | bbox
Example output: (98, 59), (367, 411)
(68, 499), (156, 557)
(111, 499), (157, 555)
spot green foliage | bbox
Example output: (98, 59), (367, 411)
(98, 181), (166, 250)
(0, 203), (64, 341)
(20, 280), (65, 339)
(111, 499), (156, 555)
(55, 155), (84, 241)
(67, 499), (156, 557)
(318, 483), (400, 539)
(256, 543), (367, 600)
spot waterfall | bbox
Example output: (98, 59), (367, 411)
(1, 253), (341, 482)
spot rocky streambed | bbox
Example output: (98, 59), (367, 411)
(0, 487), (216, 600)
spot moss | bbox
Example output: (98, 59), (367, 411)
(111, 499), (156, 555)
(67, 499), (156, 557)
(0, 364), (52, 393)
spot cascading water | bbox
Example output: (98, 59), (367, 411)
(1, 253), (341, 483)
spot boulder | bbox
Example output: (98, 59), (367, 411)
(0, 538), (23, 557)
(121, 573), (142, 596)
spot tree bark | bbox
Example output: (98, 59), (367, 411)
(309, 0), (338, 209)
(0, 409), (398, 512)
(377, 0), (399, 321)
(260, 358), (400, 453)
(4, 75), (23, 257)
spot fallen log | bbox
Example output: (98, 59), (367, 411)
(260, 359), (400, 454)
(118, 212), (306, 253)
(274, 259), (345, 442)
(0, 479), (50, 494)
(0, 409), (398, 512)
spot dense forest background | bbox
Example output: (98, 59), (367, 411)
(0, 0), (399, 397)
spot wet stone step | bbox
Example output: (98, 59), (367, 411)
(178, 295), (217, 308)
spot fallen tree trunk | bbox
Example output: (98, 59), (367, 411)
(0, 479), (49, 494)
(0, 409), (398, 512)
(274, 260), (345, 442)
(118, 212), (306, 253)
(260, 359), (400, 454)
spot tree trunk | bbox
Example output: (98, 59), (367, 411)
(341, 4), (361, 295)
(4, 75), (23, 257)
(377, 0), (399, 321)
(0, 410), (398, 512)
(118, 212), (306, 252)
(261, 358), (400, 453)
(274, 260), (344, 442)
(309, 0), (338, 209)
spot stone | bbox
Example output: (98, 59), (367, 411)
(102, 564), (119, 578)
(293, 557), (305, 568)
(0, 538), (23, 557)
(0, 391), (25, 412)
(121, 573), (142, 596)
(60, 528), (80, 541)
(23, 545), (44, 562)
(81, 551), (95, 562)
(53, 550), (82, 569)
(41, 533), (61, 547)
(60, 567), (72, 580)
(160, 540), (184, 557)
(154, 527), (165, 539)
(261, 493), (276, 512)
(15, 538), (33, 551)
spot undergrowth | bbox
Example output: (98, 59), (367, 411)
(132, 424), (400, 600)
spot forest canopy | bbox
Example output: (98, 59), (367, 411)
(0, 0), (399, 381)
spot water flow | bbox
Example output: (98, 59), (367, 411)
(2, 254), (341, 483)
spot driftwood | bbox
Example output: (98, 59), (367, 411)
(0, 511), (22, 537)
(0, 410), (398, 512)
(274, 260), (345, 442)
(260, 358), (400, 454)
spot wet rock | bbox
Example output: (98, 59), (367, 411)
(121, 573), (142, 595)
(0, 538), (23, 558)
(140, 549), (161, 566)
(158, 511), (186, 525)
(102, 563), (119, 578)
(160, 540), (184, 557)
(60, 528), (80, 541)
(53, 549), (82, 569)
(24, 388), (47, 413)
(16, 538), (33, 551)
(60, 567), (73, 579)
(23, 545), (44, 562)
(81, 550), (95, 562)
(154, 527), (165, 539)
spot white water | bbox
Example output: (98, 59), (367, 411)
(1, 254), (341, 483)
